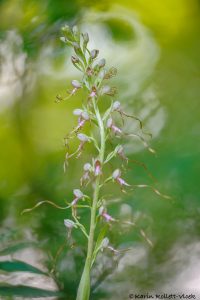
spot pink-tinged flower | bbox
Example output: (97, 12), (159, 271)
(73, 109), (90, 131)
(76, 133), (90, 158)
(64, 219), (77, 239)
(112, 169), (130, 187)
(89, 86), (97, 98)
(71, 189), (84, 206)
(107, 118), (122, 135)
(70, 79), (82, 96)
(99, 206), (115, 222)
(117, 145), (128, 162)
(80, 163), (92, 186)
(94, 159), (102, 176)
(86, 67), (93, 77)
(100, 237), (119, 254)
(64, 219), (76, 229)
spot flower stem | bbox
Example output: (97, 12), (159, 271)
(76, 98), (105, 300)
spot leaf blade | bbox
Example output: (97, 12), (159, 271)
(0, 285), (61, 298)
(0, 260), (46, 275)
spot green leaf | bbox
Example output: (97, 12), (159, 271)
(92, 225), (108, 265)
(0, 242), (37, 256)
(0, 260), (46, 275)
(0, 285), (61, 298)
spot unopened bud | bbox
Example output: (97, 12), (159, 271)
(112, 169), (121, 179)
(98, 58), (106, 68)
(101, 85), (111, 94)
(101, 237), (109, 248)
(84, 163), (92, 171)
(61, 25), (74, 41)
(82, 111), (89, 120)
(77, 133), (89, 142)
(117, 145), (124, 154)
(71, 80), (82, 89)
(61, 25), (70, 33)
(99, 206), (104, 215)
(73, 42), (82, 57)
(64, 219), (76, 229)
(73, 108), (83, 116)
(72, 25), (79, 35)
(91, 49), (99, 59)
(73, 189), (83, 199)
(107, 118), (113, 128)
(71, 55), (79, 64)
(83, 32), (89, 43)
(113, 101), (121, 110)
(60, 36), (67, 43)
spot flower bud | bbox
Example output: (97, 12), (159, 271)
(112, 169), (121, 179)
(73, 108), (83, 116)
(73, 189), (83, 198)
(99, 206), (115, 222)
(106, 118), (113, 128)
(113, 101), (121, 111)
(64, 219), (76, 229)
(71, 55), (79, 64)
(101, 85), (111, 95)
(60, 36), (67, 43)
(101, 237), (109, 248)
(83, 32), (89, 43)
(77, 133), (89, 142)
(82, 111), (89, 120)
(99, 206), (104, 215)
(71, 80), (82, 89)
(73, 42), (83, 57)
(98, 58), (106, 68)
(83, 163), (92, 171)
(91, 49), (99, 59)
(72, 25), (79, 36)
(61, 25), (74, 41)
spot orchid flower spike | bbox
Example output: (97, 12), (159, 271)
(99, 206), (115, 222)
(112, 169), (130, 188)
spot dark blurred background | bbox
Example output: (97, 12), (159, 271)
(0, 0), (200, 299)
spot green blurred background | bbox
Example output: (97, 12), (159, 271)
(0, 0), (200, 299)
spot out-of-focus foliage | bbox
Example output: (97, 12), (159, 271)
(0, 0), (200, 299)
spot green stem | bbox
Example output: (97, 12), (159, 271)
(76, 98), (105, 300)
